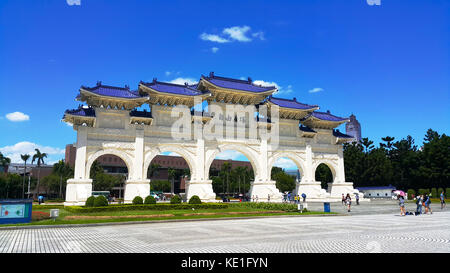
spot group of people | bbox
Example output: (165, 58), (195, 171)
(283, 192), (307, 204)
(398, 191), (446, 216)
(341, 193), (359, 212)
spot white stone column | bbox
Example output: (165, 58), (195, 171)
(328, 146), (355, 198)
(65, 126), (93, 206)
(249, 140), (282, 202)
(124, 128), (150, 203)
(185, 138), (216, 202)
(295, 144), (324, 199)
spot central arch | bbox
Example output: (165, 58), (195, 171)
(205, 144), (262, 182)
(143, 145), (197, 181)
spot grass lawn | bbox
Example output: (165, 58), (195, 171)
(0, 204), (336, 227)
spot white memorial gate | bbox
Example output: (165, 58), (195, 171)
(63, 72), (358, 205)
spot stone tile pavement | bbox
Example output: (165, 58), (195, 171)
(1, 204), (449, 253)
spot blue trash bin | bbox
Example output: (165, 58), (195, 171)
(324, 202), (330, 213)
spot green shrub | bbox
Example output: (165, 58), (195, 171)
(93, 195), (109, 207)
(228, 202), (298, 212)
(85, 196), (96, 207)
(144, 195), (156, 204)
(64, 203), (229, 213)
(446, 188), (450, 198)
(418, 189), (430, 196)
(188, 195), (202, 204)
(407, 189), (415, 199)
(431, 188), (437, 198)
(132, 196), (143, 205)
(170, 195), (181, 204)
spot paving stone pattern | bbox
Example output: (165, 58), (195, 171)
(1, 202), (449, 253)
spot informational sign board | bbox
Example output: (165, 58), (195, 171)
(0, 199), (32, 225)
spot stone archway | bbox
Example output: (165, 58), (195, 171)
(85, 149), (134, 180)
(205, 144), (262, 182)
(143, 145), (197, 181)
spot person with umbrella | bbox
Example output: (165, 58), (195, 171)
(398, 193), (406, 216)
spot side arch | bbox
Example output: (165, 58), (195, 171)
(85, 149), (134, 180)
(312, 160), (338, 183)
(205, 144), (262, 181)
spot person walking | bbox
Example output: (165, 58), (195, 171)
(440, 191), (446, 209)
(341, 194), (346, 206)
(416, 195), (422, 215)
(424, 194), (432, 214)
(302, 193), (306, 203)
(398, 195), (406, 216)
(345, 193), (352, 212)
(355, 194), (360, 205)
(267, 194), (270, 203)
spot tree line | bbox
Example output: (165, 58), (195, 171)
(343, 129), (449, 191)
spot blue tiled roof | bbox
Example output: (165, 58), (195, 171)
(299, 125), (316, 133)
(64, 107), (96, 118)
(268, 96), (318, 110)
(202, 72), (276, 92)
(333, 129), (353, 138)
(141, 80), (209, 96)
(130, 109), (152, 118)
(81, 82), (145, 99)
(302, 111), (349, 122)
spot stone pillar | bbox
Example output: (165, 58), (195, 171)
(65, 126), (93, 206)
(185, 138), (216, 202)
(124, 128), (150, 203)
(328, 146), (355, 198)
(248, 140), (282, 202)
(295, 144), (324, 199)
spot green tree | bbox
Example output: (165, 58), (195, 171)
(53, 160), (73, 198)
(0, 152), (11, 173)
(20, 154), (30, 198)
(31, 149), (47, 199)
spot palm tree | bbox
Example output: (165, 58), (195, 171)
(21, 154), (30, 198)
(167, 167), (176, 194)
(220, 162), (232, 196)
(53, 160), (72, 198)
(32, 149), (47, 199)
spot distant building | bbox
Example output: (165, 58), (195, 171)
(355, 185), (396, 198)
(345, 114), (361, 143)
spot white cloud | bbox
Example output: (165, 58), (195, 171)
(273, 157), (298, 170)
(309, 87), (324, 93)
(253, 80), (293, 95)
(252, 31), (265, 40)
(215, 150), (245, 160)
(161, 152), (180, 157)
(200, 33), (230, 43)
(0, 141), (65, 164)
(223, 26), (252, 42)
(169, 77), (198, 85)
(211, 47), (219, 53)
(66, 0), (81, 5)
(6, 112), (30, 122)
(165, 71), (172, 76)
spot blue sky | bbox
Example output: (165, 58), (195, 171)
(0, 0), (449, 169)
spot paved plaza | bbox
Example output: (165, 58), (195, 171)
(1, 201), (449, 253)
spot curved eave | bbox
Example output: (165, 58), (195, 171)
(62, 113), (96, 127)
(139, 84), (211, 98)
(335, 136), (354, 144)
(301, 116), (349, 129)
(79, 88), (149, 102)
(266, 101), (318, 120)
(199, 78), (276, 96)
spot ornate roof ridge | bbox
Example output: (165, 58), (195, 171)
(269, 96), (319, 107)
(140, 79), (206, 93)
(202, 72), (276, 90)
